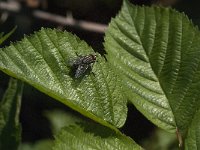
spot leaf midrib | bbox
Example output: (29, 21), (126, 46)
(123, 2), (177, 127)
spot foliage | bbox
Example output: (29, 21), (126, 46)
(0, 26), (17, 45)
(1, 0), (200, 149)
(0, 26), (22, 150)
(53, 122), (142, 150)
(0, 78), (23, 150)
(0, 28), (127, 130)
(105, 0), (200, 148)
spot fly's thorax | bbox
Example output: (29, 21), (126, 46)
(82, 54), (96, 64)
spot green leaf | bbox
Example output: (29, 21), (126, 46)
(184, 109), (200, 149)
(0, 78), (23, 150)
(0, 28), (127, 130)
(19, 140), (53, 150)
(53, 122), (142, 150)
(0, 26), (17, 45)
(142, 129), (177, 149)
(104, 0), (200, 147)
(44, 110), (82, 134)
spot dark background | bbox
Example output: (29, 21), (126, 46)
(0, 0), (200, 148)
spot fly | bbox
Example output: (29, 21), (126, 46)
(71, 54), (97, 78)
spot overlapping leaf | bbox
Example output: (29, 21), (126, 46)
(0, 28), (127, 129)
(105, 0), (200, 147)
(0, 78), (23, 150)
(0, 26), (17, 45)
(53, 122), (142, 150)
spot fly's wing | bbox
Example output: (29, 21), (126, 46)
(72, 56), (86, 67)
(68, 58), (75, 67)
(68, 56), (82, 67)
(74, 64), (89, 78)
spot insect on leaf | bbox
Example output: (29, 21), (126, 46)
(0, 28), (127, 130)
